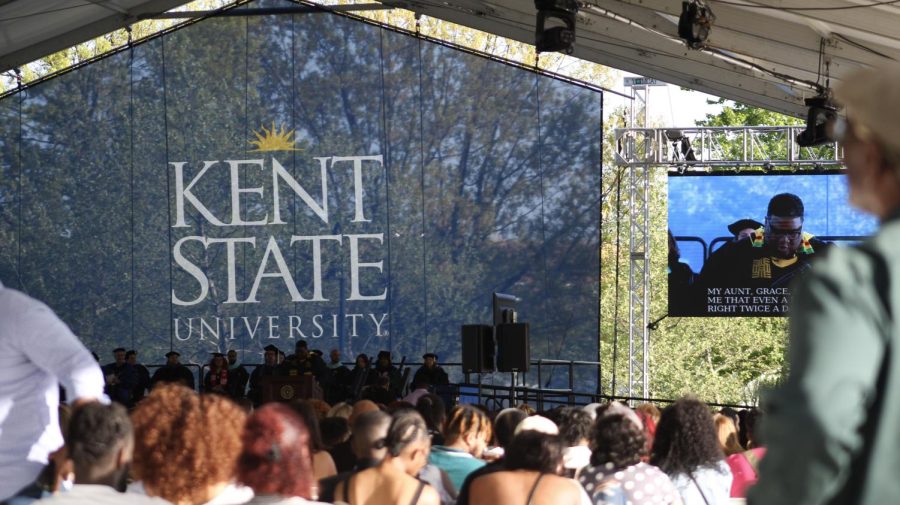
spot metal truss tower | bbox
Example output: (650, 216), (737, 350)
(615, 123), (843, 401)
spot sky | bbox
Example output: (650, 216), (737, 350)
(604, 72), (726, 128)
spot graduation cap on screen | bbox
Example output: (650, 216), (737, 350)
(165, 351), (180, 358)
(211, 352), (225, 358)
(264, 345), (279, 353)
(727, 218), (763, 237)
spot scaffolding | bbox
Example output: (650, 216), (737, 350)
(614, 125), (844, 401)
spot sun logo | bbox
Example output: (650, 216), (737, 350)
(248, 122), (303, 152)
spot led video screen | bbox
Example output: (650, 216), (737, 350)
(668, 173), (877, 317)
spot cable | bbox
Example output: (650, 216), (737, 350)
(834, 33), (896, 60)
(416, 18), (431, 359)
(378, 27), (396, 350)
(709, 0), (900, 10)
(161, 35), (175, 352)
(610, 168), (623, 396)
(128, 26), (135, 351)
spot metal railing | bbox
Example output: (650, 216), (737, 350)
(615, 126), (844, 170)
(141, 358), (755, 411)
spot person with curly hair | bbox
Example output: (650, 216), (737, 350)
(129, 384), (251, 505)
(579, 411), (679, 505)
(237, 403), (327, 504)
(558, 407), (594, 478)
(428, 405), (492, 491)
(468, 430), (589, 505)
(650, 398), (731, 505)
(334, 410), (439, 505)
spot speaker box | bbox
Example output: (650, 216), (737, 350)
(461, 324), (495, 373)
(496, 323), (530, 372)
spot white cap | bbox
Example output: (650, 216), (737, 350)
(600, 402), (644, 431)
(834, 62), (900, 158)
(514, 415), (559, 436)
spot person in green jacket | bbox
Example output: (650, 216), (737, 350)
(748, 62), (900, 505)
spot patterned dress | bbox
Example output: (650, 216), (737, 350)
(578, 462), (680, 505)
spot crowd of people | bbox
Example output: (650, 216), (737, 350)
(6, 373), (769, 505)
(5, 61), (900, 505)
(94, 341), (451, 411)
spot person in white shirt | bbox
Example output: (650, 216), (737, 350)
(36, 402), (168, 504)
(0, 281), (105, 501)
(650, 398), (733, 505)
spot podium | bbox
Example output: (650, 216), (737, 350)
(260, 375), (323, 404)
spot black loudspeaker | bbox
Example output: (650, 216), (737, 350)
(496, 323), (530, 372)
(461, 324), (495, 373)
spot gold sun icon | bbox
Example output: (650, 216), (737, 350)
(248, 122), (304, 152)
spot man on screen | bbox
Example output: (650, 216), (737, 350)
(694, 193), (828, 314)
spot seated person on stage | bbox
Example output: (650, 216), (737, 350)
(102, 348), (136, 408)
(325, 349), (351, 402)
(225, 349), (250, 401)
(149, 351), (194, 391)
(347, 354), (376, 399)
(277, 341), (327, 383)
(203, 352), (229, 396)
(412, 353), (449, 389)
(248, 345), (279, 406)
(126, 350), (151, 405)
(374, 351), (404, 399)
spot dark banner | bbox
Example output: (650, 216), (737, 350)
(668, 173), (876, 317)
(0, 1), (601, 383)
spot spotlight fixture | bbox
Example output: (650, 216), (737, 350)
(796, 94), (838, 147)
(535, 0), (578, 54)
(678, 0), (715, 49)
(665, 129), (697, 161)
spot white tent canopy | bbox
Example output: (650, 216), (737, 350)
(0, 0), (189, 75)
(380, 0), (900, 117)
(2, 0), (899, 116)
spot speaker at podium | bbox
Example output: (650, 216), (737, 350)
(260, 375), (323, 404)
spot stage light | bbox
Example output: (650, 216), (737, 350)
(796, 94), (838, 147)
(665, 129), (697, 161)
(535, 0), (578, 54)
(678, 0), (715, 49)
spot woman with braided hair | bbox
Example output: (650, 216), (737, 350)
(334, 410), (439, 505)
(428, 405), (493, 491)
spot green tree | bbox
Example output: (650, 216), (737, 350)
(696, 99), (834, 168)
